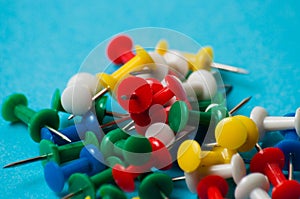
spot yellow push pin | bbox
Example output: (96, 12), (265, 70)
(215, 115), (259, 152)
(177, 140), (202, 173)
(155, 40), (249, 74)
(97, 45), (154, 94)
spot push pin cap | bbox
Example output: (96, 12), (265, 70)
(107, 35), (134, 65)
(117, 76), (152, 114)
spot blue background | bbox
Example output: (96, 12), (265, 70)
(1, 0), (300, 198)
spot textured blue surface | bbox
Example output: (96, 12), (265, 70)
(1, 0), (300, 198)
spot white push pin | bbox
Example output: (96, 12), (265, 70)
(235, 173), (270, 199)
(182, 69), (217, 101)
(61, 73), (99, 116)
(250, 106), (300, 140)
(145, 122), (175, 148)
(183, 153), (246, 193)
(67, 72), (100, 94)
(130, 51), (169, 81)
(163, 50), (189, 78)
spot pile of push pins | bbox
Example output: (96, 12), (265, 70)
(2, 33), (300, 199)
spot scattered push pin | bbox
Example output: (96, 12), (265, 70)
(96, 184), (127, 199)
(138, 173), (173, 199)
(152, 75), (190, 106)
(117, 76), (153, 114)
(183, 153), (246, 193)
(155, 40), (249, 74)
(250, 106), (300, 140)
(1, 93), (70, 143)
(215, 115), (259, 152)
(100, 128), (130, 158)
(129, 52), (169, 82)
(51, 88), (65, 112)
(106, 35), (135, 65)
(250, 147), (300, 199)
(196, 175), (229, 199)
(62, 72), (100, 117)
(275, 113), (300, 171)
(168, 100), (228, 133)
(44, 144), (106, 193)
(235, 173), (270, 199)
(3, 131), (99, 168)
(95, 95), (129, 123)
(41, 111), (103, 146)
(182, 69), (218, 101)
(176, 140), (238, 173)
(63, 168), (114, 199)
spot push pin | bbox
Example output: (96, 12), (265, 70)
(1, 93), (70, 143)
(250, 147), (300, 199)
(250, 106), (300, 140)
(215, 115), (259, 152)
(116, 76), (153, 114)
(51, 89), (65, 112)
(235, 173), (270, 199)
(107, 34), (169, 81)
(41, 111), (103, 146)
(130, 52), (169, 82)
(96, 184), (127, 199)
(155, 40), (249, 74)
(100, 128), (130, 158)
(151, 75), (190, 107)
(44, 144), (106, 193)
(183, 153), (246, 193)
(63, 168), (114, 199)
(182, 69), (218, 101)
(138, 173), (173, 199)
(168, 100), (228, 133)
(196, 175), (229, 199)
(3, 131), (99, 168)
(94, 95), (129, 123)
(106, 35), (135, 65)
(275, 138), (300, 171)
(62, 72), (100, 117)
(176, 140), (236, 173)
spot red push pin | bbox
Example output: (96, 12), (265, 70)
(106, 35), (135, 65)
(117, 76), (153, 114)
(145, 78), (164, 94)
(250, 147), (300, 199)
(152, 75), (190, 107)
(197, 175), (229, 199)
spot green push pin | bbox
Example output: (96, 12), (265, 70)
(100, 128), (130, 158)
(168, 100), (229, 133)
(51, 89), (66, 112)
(95, 96), (128, 123)
(138, 173), (173, 199)
(96, 184), (127, 199)
(63, 168), (114, 199)
(1, 93), (68, 142)
(3, 131), (99, 168)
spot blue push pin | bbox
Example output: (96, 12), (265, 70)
(275, 112), (300, 171)
(44, 144), (106, 193)
(41, 111), (104, 145)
